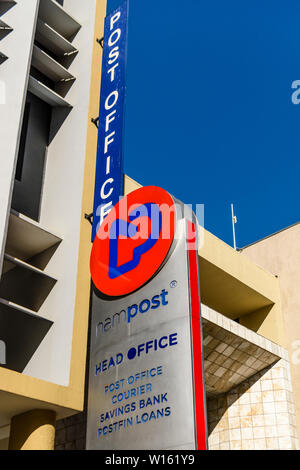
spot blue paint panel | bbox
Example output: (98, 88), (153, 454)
(92, 1), (128, 241)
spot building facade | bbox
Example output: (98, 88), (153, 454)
(0, 0), (107, 449)
(0, 0), (299, 451)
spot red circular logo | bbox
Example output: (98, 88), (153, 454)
(90, 186), (176, 297)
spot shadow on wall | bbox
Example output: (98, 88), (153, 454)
(207, 363), (274, 435)
(239, 305), (274, 333)
(49, 106), (72, 144)
(0, 1), (16, 63)
(0, 1), (16, 16)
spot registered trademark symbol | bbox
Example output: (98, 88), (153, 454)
(170, 280), (177, 288)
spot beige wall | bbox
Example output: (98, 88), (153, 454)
(208, 359), (299, 450)
(123, 177), (285, 347)
(243, 224), (300, 441)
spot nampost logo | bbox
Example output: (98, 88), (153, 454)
(90, 186), (176, 297)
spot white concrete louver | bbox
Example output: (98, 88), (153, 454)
(29, 0), (81, 107)
(0, 1), (16, 65)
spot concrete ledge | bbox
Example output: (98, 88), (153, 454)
(202, 304), (284, 396)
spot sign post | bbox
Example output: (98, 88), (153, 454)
(92, 1), (129, 241)
(87, 186), (208, 450)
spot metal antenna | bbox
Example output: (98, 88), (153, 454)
(231, 204), (237, 250)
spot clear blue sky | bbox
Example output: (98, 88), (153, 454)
(107, 0), (300, 248)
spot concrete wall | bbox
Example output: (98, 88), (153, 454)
(0, 0), (104, 386)
(11, 92), (51, 221)
(21, 0), (100, 387)
(0, 0), (39, 274)
(0, 0), (108, 435)
(243, 224), (300, 445)
(208, 359), (299, 450)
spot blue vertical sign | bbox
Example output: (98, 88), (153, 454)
(92, 1), (128, 241)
